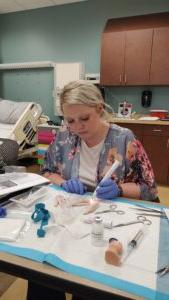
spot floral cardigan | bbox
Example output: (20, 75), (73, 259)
(42, 123), (158, 201)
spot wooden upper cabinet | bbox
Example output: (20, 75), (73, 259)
(100, 29), (153, 86)
(100, 12), (169, 86)
(125, 29), (153, 85)
(100, 31), (125, 85)
(150, 27), (169, 85)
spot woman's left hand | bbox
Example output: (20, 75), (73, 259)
(43, 172), (65, 186)
(96, 178), (121, 200)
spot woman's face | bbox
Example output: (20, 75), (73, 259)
(63, 104), (103, 142)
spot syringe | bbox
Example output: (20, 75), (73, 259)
(122, 226), (145, 263)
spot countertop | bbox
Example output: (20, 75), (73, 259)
(109, 114), (169, 125)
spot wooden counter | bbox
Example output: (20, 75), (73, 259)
(110, 114), (169, 125)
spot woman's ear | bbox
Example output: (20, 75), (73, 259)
(96, 103), (104, 114)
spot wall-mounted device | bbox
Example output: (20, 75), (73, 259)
(85, 73), (105, 98)
(141, 90), (152, 108)
(85, 73), (100, 84)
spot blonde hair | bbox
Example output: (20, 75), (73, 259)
(60, 80), (113, 121)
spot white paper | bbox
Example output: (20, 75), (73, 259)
(164, 208), (169, 221)
(10, 186), (49, 208)
(0, 172), (49, 197)
(0, 218), (26, 242)
(138, 116), (159, 121)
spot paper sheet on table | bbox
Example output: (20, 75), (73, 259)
(9, 186), (50, 208)
(0, 173), (49, 197)
(164, 208), (169, 221)
(0, 218), (26, 242)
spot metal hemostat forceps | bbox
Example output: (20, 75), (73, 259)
(156, 265), (169, 277)
(130, 205), (167, 218)
(111, 215), (151, 228)
(95, 204), (125, 215)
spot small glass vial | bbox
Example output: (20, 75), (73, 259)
(91, 216), (104, 247)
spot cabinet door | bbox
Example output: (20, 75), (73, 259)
(142, 124), (169, 185)
(100, 31), (125, 86)
(125, 29), (153, 85)
(143, 135), (169, 185)
(150, 27), (169, 85)
(100, 29), (153, 86)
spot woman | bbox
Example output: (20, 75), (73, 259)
(42, 80), (157, 201)
(27, 80), (158, 300)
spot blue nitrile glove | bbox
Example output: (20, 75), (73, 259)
(0, 207), (7, 218)
(96, 178), (121, 200)
(62, 178), (86, 195)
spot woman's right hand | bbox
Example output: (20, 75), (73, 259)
(62, 178), (86, 195)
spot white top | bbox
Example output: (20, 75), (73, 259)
(79, 140), (104, 188)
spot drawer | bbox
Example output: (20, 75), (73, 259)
(143, 125), (169, 136)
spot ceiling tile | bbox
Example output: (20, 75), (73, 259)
(0, 0), (87, 14)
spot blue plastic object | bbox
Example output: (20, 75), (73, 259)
(0, 207), (7, 218)
(37, 227), (46, 238)
(31, 203), (49, 222)
(31, 203), (50, 238)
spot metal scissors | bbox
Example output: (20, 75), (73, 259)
(95, 204), (125, 215)
(156, 265), (169, 277)
(112, 215), (151, 228)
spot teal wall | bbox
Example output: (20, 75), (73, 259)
(0, 0), (169, 121)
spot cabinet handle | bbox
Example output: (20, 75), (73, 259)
(124, 74), (127, 83)
(152, 129), (162, 132)
(119, 74), (122, 83)
(167, 139), (169, 149)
